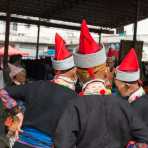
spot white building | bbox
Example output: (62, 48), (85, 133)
(0, 18), (148, 60)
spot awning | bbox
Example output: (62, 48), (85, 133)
(0, 46), (29, 56)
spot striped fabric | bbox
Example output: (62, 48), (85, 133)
(17, 127), (53, 148)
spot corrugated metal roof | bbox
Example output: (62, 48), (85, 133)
(0, 0), (147, 28)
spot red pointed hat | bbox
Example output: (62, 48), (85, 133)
(52, 33), (75, 70)
(116, 48), (140, 82)
(107, 48), (114, 57)
(79, 19), (100, 54)
(118, 48), (139, 71)
(73, 19), (106, 68)
(55, 33), (71, 60)
(107, 48), (119, 60)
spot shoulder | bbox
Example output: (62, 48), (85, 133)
(73, 95), (127, 105)
(131, 95), (148, 107)
(70, 95), (125, 108)
(49, 81), (77, 96)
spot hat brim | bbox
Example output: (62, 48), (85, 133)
(73, 46), (106, 68)
(52, 56), (75, 70)
(116, 67), (140, 82)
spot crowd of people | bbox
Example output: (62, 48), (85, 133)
(0, 19), (148, 148)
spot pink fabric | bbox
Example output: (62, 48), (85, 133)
(0, 46), (29, 56)
(8, 63), (25, 79)
(0, 89), (17, 109)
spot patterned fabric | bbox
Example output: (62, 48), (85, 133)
(128, 87), (145, 103)
(127, 141), (148, 148)
(0, 100), (9, 121)
(0, 89), (17, 122)
(4, 113), (24, 148)
(0, 89), (17, 109)
(82, 79), (111, 95)
(53, 75), (76, 90)
(135, 143), (148, 148)
(0, 89), (25, 147)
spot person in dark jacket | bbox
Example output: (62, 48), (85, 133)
(115, 48), (148, 147)
(114, 48), (148, 123)
(55, 19), (148, 148)
(0, 33), (77, 148)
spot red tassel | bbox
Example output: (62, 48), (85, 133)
(87, 68), (95, 79)
(79, 91), (84, 96)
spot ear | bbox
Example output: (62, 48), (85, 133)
(72, 67), (77, 73)
(68, 67), (77, 75)
(55, 70), (61, 75)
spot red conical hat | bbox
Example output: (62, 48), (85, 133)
(116, 48), (140, 82)
(118, 48), (139, 72)
(79, 19), (100, 54)
(73, 19), (106, 68)
(107, 48), (114, 57)
(55, 33), (71, 60)
(107, 48), (119, 58)
(52, 33), (74, 70)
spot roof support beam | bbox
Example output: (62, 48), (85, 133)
(42, 0), (88, 18)
(0, 15), (114, 34)
(36, 19), (40, 59)
(4, 1), (10, 68)
(3, 0), (11, 85)
(133, 0), (140, 47)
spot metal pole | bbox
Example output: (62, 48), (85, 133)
(133, 0), (140, 48)
(133, 22), (137, 44)
(36, 19), (40, 59)
(99, 29), (102, 43)
(3, 0), (10, 68)
(3, 0), (11, 86)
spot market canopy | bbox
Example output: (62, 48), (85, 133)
(0, 46), (29, 56)
(0, 0), (147, 28)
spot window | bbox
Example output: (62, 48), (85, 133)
(25, 24), (31, 28)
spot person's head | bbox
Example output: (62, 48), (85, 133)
(115, 48), (141, 97)
(73, 19), (113, 86)
(13, 69), (26, 84)
(8, 63), (26, 85)
(54, 67), (77, 81)
(52, 33), (76, 81)
(77, 63), (111, 83)
(114, 79), (140, 97)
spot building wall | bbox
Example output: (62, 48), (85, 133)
(0, 21), (148, 60)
